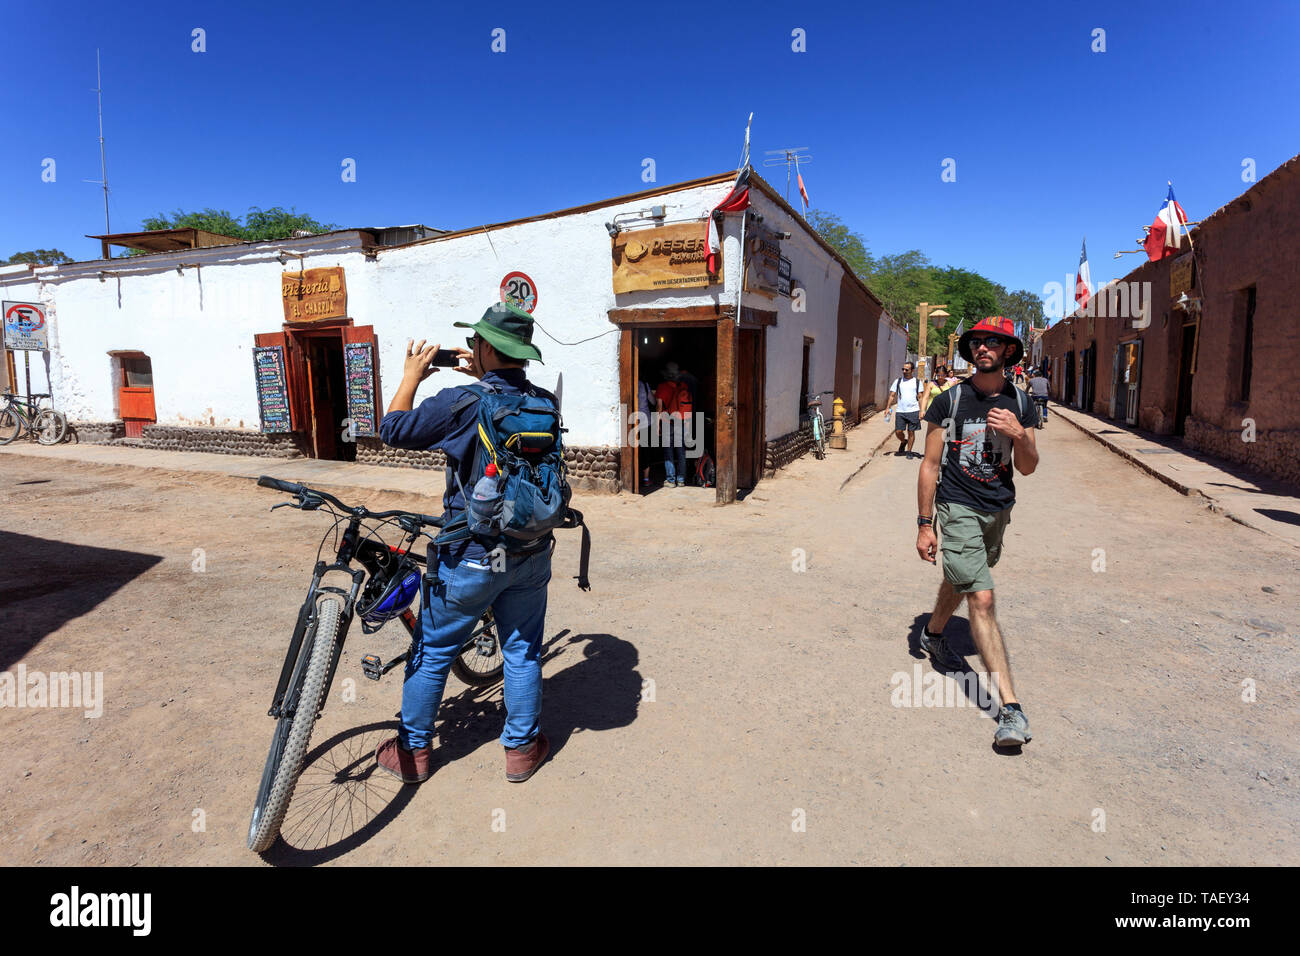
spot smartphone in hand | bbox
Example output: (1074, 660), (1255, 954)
(429, 348), (460, 367)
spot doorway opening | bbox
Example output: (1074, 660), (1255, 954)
(1175, 321), (1196, 435)
(298, 331), (354, 461)
(110, 351), (156, 438)
(634, 326), (717, 491)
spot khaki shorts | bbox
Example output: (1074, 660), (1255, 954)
(936, 501), (1011, 593)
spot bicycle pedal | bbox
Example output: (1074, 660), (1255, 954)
(361, 654), (384, 681)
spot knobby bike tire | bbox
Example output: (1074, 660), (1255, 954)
(0, 407), (21, 445)
(247, 597), (342, 852)
(33, 409), (67, 445)
(450, 612), (504, 686)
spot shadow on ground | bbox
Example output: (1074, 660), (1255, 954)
(259, 629), (641, 865)
(0, 530), (163, 669)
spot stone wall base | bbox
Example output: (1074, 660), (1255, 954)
(1183, 418), (1300, 487)
(763, 423), (815, 477)
(69, 420), (125, 444)
(66, 423), (624, 491)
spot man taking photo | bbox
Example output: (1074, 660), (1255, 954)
(375, 302), (556, 784)
(914, 317), (1040, 748)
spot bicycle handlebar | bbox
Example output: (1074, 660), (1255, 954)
(256, 475), (443, 527)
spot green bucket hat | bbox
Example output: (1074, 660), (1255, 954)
(454, 301), (543, 363)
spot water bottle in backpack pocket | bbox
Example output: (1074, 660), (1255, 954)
(468, 462), (505, 536)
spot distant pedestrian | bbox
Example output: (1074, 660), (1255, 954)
(1028, 370), (1049, 426)
(886, 362), (923, 458)
(637, 374), (657, 488)
(915, 316), (1040, 748)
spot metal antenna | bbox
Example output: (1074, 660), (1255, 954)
(763, 148), (813, 205)
(83, 50), (111, 242)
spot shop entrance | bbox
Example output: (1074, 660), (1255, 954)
(614, 310), (767, 502)
(633, 325), (717, 490)
(298, 330), (353, 461)
(1174, 321), (1196, 435)
(252, 322), (381, 460)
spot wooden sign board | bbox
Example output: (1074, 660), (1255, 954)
(282, 267), (347, 322)
(1169, 253), (1195, 299)
(611, 221), (721, 294)
(744, 226), (782, 298)
(253, 345), (292, 433)
(343, 341), (377, 437)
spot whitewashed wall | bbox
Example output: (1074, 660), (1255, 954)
(7, 177), (865, 450)
(875, 313), (907, 407)
(13, 183), (746, 448)
(743, 192), (844, 439)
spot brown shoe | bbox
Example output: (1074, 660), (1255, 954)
(505, 733), (550, 783)
(375, 736), (434, 784)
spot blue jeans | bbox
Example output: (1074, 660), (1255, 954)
(661, 416), (686, 483)
(400, 546), (551, 750)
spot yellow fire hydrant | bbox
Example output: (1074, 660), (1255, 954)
(830, 397), (847, 449)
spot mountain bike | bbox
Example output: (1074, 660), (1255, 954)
(807, 390), (834, 459)
(0, 390), (68, 445)
(247, 476), (503, 853)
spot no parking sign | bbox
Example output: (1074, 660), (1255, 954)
(3, 301), (49, 350)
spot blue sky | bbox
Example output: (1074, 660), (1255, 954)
(3, 0), (1297, 320)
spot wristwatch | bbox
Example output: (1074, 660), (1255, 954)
(917, 515), (933, 527)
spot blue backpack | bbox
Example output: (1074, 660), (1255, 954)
(434, 382), (590, 589)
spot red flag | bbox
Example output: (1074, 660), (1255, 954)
(1075, 239), (1091, 310)
(1143, 185), (1189, 262)
(797, 172), (810, 207)
(706, 167), (751, 275)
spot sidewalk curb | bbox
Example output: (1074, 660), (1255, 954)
(838, 411), (902, 491)
(1050, 404), (1277, 540)
(1050, 405), (1200, 498)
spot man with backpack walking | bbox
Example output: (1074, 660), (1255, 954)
(914, 316), (1040, 748)
(885, 362), (923, 458)
(374, 302), (563, 784)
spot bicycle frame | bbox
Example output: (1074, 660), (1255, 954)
(271, 522), (434, 722)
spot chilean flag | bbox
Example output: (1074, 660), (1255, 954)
(1143, 185), (1189, 262)
(706, 166), (751, 275)
(1075, 238), (1091, 310)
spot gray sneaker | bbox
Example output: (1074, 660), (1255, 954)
(919, 630), (965, 671)
(994, 706), (1032, 747)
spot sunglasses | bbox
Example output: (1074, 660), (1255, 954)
(970, 336), (1011, 350)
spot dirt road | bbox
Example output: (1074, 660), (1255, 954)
(1, 419), (1296, 866)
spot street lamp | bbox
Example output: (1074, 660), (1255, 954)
(916, 303), (949, 380)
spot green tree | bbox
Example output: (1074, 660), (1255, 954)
(866, 250), (940, 353)
(804, 209), (873, 277)
(994, 286), (1048, 342)
(134, 207), (338, 255)
(7, 249), (73, 266)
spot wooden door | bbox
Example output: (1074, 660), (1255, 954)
(736, 328), (763, 489)
(253, 332), (303, 432)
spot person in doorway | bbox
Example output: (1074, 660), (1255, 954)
(375, 302), (555, 784)
(915, 316), (1040, 748)
(1028, 368), (1050, 427)
(886, 362), (923, 458)
(637, 373), (657, 488)
(655, 362), (689, 487)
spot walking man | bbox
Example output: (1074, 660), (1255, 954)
(886, 362), (923, 458)
(915, 317), (1040, 747)
(375, 302), (555, 783)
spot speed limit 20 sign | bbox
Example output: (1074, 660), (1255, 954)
(499, 271), (537, 313)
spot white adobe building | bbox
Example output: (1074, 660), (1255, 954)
(0, 171), (904, 502)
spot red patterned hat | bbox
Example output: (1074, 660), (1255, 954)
(958, 316), (1024, 365)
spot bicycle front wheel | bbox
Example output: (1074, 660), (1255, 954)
(247, 596), (342, 853)
(0, 408), (20, 445)
(33, 409), (67, 445)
